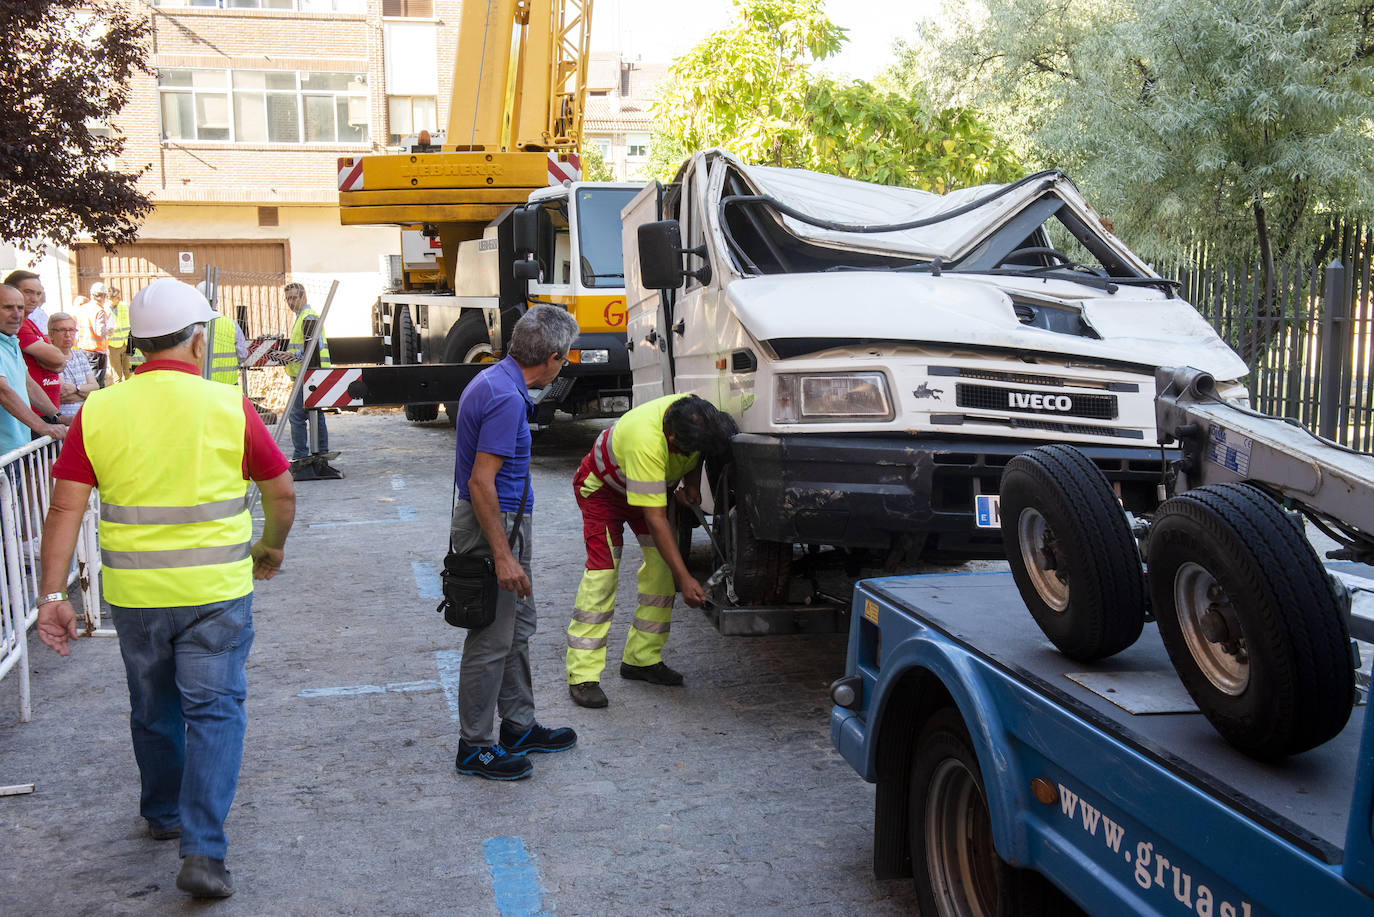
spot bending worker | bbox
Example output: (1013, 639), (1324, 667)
(565, 393), (736, 709)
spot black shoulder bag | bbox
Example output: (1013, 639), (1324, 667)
(436, 474), (529, 630)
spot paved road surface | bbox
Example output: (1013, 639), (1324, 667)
(0, 410), (919, 916)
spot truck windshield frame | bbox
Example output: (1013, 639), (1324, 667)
(575, 187), (639, 288)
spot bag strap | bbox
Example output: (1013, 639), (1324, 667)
(448, 469), (531, 553)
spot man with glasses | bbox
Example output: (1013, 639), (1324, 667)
(280, 282), (340, 480)
(48, 312), (99, 419)
(78, 282), (113, 386)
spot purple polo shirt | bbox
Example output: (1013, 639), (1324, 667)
(453, 355), (532, 511)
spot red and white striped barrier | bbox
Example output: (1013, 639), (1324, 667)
(337, 157), (365, 192)
(302, 368), (362, 408)
(245, 335), (285, 368)
(548, 151), (581, 186)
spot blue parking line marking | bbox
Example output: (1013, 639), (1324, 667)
(484, 837), (548, 917)
(413, 561), (442, 599)
(434, 649), (462, 722)
(398, 505), (417, 522)
(309, 517), (398, 529)
(391, 475), (406, 491)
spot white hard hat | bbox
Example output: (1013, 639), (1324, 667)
(131, 278), (220, 338)
(89, 282), (107, 296)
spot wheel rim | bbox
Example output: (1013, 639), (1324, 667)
(925, 759), (999, 917)
(463, 343), (496, 363)
(1016, 507), (1069, 612)
(1172, 561), (1249, 695)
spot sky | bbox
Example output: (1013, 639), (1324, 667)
(588, 0), (944, 81)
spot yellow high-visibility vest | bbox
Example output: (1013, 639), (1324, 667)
(205, 317), (240, 387)
(287, 306), (330, 379)
(106, 305), (130, 350)
(80, 368), (252, 607)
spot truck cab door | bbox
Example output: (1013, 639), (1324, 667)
(623, 182), (673, 403)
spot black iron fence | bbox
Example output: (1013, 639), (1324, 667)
(1160, 221), (1373, 453)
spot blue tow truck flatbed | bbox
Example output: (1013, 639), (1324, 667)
(830, 571), (1374, 917)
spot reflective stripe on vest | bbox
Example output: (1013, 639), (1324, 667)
(287, 306), (330, 379)
(205, 317), (240, 387)
(80, 369), (252, 607)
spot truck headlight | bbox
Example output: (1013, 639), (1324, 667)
(572, 349), (609, 365)
(774, 372), (893, 423)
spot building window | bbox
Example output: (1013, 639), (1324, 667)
(153, 0), (367, 11)
(382, 0), (433, 17)
(387, 95), (438, 145)
(159, 68), (369, 144)
(625, 133), (649, 158)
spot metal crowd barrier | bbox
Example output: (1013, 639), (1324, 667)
(0, 437), (102, 723)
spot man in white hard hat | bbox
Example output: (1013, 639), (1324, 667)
(78, 281), (113, 385)
(35, 277), (296, 900)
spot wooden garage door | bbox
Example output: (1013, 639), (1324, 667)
(74, 240), (291, 338)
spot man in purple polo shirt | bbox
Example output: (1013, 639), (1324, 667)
(451, 304), (581, 780)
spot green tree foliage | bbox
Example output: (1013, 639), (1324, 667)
(0, 0), (152, 251)
(651, 0), (1020, 191)
(898, 0), (1374, 267)
(579, 142), (614, 182)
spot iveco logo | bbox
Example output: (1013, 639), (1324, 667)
(1009, 392), (1073, 412)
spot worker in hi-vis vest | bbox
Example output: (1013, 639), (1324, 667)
(282, 281), (338, 481)
(564, 394), (737, 709)
(34, 277), (295, 900)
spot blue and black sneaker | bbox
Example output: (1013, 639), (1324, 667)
(499, 721), (578, 755)
(455, 739), (533, 780)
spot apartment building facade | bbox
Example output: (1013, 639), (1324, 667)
(68, 0), (463, 337)
(582, 53), (667, 182)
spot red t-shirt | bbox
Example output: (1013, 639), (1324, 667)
(52, 360), (289, 485)
(17, 318), (60, 413)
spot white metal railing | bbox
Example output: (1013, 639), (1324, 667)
(0, 437), (102, 722)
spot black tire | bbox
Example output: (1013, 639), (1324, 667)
(729, 507), (790, 605)
(999, 445), (1146, 661)
(442, 311), (496, 422)
(910, 709), (1079, 917)
(393, 306), (440, 422)
(1147, 483), (1354, 758)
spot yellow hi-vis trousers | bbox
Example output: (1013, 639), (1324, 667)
(566, 539), (677, 685)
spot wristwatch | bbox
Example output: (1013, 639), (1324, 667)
(35, 592), (68, 606)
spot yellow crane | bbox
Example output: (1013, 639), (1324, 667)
(338, 0), (591, 288)
(328, 0), (640, 426)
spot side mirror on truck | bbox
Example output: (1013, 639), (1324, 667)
(638, 220), (711, 290)
(513, 206), (538, 258)
(512, 259), (540, 282)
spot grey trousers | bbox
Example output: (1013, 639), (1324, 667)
(450, 499), (536, 746)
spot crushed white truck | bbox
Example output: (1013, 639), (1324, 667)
(622, 149), (1249, 615)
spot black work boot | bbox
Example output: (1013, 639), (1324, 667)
(177, 854), (234, 898)
(568, 681), (608, 708)
(620, 661), (685, 686)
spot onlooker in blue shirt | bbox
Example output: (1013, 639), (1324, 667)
(0, 284), (66, 454)
(449, 304), (580, 780)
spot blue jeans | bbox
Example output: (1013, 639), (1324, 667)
(111, 594), (255, 859)
(288, 387), (327, 460)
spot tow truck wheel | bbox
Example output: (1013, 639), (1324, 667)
(441, 311), (496, 422)
(910, 709), (1076, 917)
(999, 445), (1146, 661)
(1148, 483), (1354, 759)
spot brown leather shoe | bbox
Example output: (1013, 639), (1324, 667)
(569, 681), (608, 708)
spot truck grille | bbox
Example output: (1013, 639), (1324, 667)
(956, 383), (1118, 420)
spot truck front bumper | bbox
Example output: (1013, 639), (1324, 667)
(733, 433), (1169, 557)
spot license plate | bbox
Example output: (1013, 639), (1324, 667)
(974, 494), (1001, 529)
